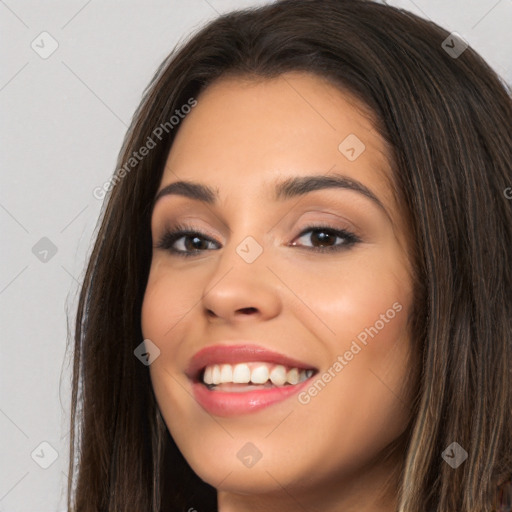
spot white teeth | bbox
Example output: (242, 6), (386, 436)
(269, 365), (287, 386)
(220, 364), (233, 383)
(201, 362), (315, 387)
(251, 365), (269, 384)
(204, 366), (213, 385)
(286, 368), (299, 385)
(212, 365), (221, 385)
(232, 363), (251, 383)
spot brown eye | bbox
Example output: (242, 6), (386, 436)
(156, 224), (221, 257)
(292, 226), (360, 251)
(182, 234), (212, 251)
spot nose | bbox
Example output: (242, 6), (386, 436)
(201, 244), (282, 324)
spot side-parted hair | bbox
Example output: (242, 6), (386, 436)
(68, 1), (512, 510)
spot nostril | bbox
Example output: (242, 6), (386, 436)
(237, 307), (258, 315)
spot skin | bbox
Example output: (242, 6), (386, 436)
(141, 72), (417, 512)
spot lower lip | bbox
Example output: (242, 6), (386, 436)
(191, 378), (313, 416)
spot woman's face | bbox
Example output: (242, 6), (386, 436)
(142, 72), (415, 509)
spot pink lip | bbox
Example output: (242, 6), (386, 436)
(186, 344), (317, 417)
(191, 379), (313, 416)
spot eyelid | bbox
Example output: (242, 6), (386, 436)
(157, 221), (222, 243)
(294, 221), (359, 239)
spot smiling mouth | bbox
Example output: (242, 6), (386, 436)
(199, 362), (316, 391)
(187, 344), (319, 414)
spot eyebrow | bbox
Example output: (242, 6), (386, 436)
(153, 173), (387, 214)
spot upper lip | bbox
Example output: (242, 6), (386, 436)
(186, 344), (318, 381)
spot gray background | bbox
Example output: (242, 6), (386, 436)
(1, 1), (511, 510)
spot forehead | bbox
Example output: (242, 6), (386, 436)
(162, 72), (395, 211)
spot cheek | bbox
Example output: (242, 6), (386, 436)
(141, 269), (201, 424)
(141, 267), (195, 402)
(291, 247), (412, 356)
(291, 251), (414, 437)
(141, 262), (199, 341)
(141, 282), (175, 342)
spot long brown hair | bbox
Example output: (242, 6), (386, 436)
(67, 0), (512, 510)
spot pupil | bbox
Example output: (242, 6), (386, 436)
(312, 230), (335, 247)
(186, 235), (206, 251)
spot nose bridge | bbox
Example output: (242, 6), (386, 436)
(210, 229), (268, 292)
(219, 199), (271, 268)
(200, 226), (281, 321)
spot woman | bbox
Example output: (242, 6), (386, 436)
(68, 0), (512, 510)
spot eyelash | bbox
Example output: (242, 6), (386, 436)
(155, 222), (361, 257)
